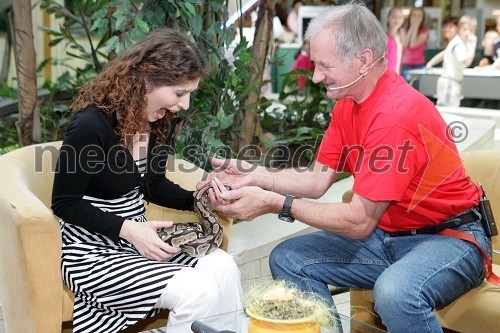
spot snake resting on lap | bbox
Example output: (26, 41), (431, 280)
(157, 184), (229, 257)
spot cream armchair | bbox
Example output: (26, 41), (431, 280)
(0, 141), (233, 333)
(345, 150), (500, 332)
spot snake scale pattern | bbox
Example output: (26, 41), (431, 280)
(157, 184), (229, 257)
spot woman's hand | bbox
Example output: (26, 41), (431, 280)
(120, 220), (181, 261)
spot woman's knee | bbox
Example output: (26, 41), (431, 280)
(178, 268), (220, 305)
(196, 249), (240, 280)
(156, 268), (220, 311)
(190, 277), (220, 305)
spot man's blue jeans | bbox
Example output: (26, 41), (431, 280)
(269, 221), (491, 333)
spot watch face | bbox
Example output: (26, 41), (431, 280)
(278, 214), (295, 223)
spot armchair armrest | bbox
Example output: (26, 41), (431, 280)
(0, 166), (64, 333)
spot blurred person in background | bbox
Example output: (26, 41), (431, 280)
(474, 30), (499, 67)
(402, 7), (429, 86)
(385, 7), (405, 74)
(426, 16), (477, 107)
(286, 0), (304, 42)
(441, 16), (459, 46)
(289, 39), (315, 88)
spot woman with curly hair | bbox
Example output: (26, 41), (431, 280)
(51, 28), (243, 333)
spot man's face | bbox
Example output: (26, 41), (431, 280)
(309, 33), (359, 100)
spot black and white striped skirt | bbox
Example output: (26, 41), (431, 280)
(60, 188), (198, 332)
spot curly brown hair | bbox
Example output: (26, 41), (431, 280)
(71, 28), (208, 148)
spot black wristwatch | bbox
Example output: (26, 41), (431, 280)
(278, 195), (295, 223)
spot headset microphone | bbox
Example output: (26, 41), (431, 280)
(328, 55), (384, 91)
(328, 72), (367, 90)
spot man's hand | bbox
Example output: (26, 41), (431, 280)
(206, 178), (232, 209)
(196, 157), (263, 191)
(212, 185), (283, 221)
(120, 220), (181, 261)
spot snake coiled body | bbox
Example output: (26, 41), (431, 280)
(157, 184), (228, 257)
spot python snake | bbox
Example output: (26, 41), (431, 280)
(157, 184), (229, 257)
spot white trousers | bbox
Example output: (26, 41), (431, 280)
(436, 76), (462, 107)
(153, 248), (243, 330)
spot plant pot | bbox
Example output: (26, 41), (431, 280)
(246, 307), (320, 333)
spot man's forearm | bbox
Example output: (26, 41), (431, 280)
(262, 162), (338, 199)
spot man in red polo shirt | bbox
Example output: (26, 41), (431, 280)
(198, 3), (492, 332)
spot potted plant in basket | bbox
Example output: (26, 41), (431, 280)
(245, 280), (338, 333)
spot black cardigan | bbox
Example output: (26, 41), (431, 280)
(51, 106), (195, 241)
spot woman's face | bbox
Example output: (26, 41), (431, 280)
(145, 78), (200, 123)
(388, 9), (404, 30)
(410, 9), (424, 26)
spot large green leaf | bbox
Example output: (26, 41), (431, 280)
(105, 35), (119, 53)
(136, 18), (150, 33)
(183, 2), (196, 15)
(115, 16), (128, 30)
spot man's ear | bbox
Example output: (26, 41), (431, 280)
(358, 49), (374, 74)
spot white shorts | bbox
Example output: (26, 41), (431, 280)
(436, 77), (462, 107)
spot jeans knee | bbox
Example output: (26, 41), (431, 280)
(269, 242), (290, 276)
(196, 249), (241, 281)
(373, 275), (408, 315)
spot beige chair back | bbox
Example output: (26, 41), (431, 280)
(461, 150), (500, 264)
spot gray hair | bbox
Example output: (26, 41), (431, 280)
(304, 2), (387, 68)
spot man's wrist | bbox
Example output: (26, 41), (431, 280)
(265, 173), (275, 192)
(269, 192), (285, 214)
(278, 194), (296, 223)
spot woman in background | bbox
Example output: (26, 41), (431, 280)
(289, 40), (315, 88)
(385, 7), (405, 74)
(402, 7), (429, 83)
(286, 0), (304, 42)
